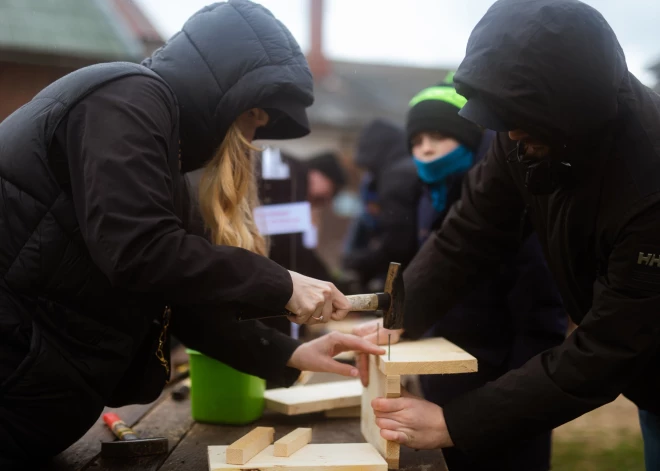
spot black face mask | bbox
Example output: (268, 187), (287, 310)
(507, 141), (572, 195)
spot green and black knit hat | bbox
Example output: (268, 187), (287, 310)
(406, 72), (482, 152)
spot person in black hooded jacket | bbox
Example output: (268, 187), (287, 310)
(385, 80), (566, 471)
(0, 1), (385, 467)
(342, 119), (420, 290)
(353, 0), (660, 468)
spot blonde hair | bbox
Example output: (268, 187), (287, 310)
(199, 123), (268, 256)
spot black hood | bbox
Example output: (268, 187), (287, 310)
(143, 0), (314, 173)
(454, 0), (628, 141)
(355, 119), (408, 177)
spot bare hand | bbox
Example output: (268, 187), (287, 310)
(352, 319), (404, 387)
(286, 332), (386, 378)
(286, 271), (351, 325)
(373, 387), (454, 449)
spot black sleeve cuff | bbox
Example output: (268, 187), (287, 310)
(171, 304), (301, 385)
(266, 328), (303, 388)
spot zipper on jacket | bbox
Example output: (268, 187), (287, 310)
(155, 305), (171, 376)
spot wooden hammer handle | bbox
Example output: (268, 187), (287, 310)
(346, 293), (389, 311)
(346, 293), (378, 311)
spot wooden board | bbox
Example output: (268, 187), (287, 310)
(274, 428), (312, 457)
(208, 443), (387, 470)
(324, 406), (361, 418)
(226, 427), (274, 465)
(159, 407), (447, 471)
(377, 337), (478, 375)
(361, 355), (401, 469)
(264, 380), (362, 415)
(307, 316), (378, 336)
(333, 351), (355, 362)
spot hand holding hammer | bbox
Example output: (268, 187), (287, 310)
(344, 262), (404, 331)
(239, 262), (405, 331)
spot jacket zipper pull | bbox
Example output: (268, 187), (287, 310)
(155, 305), (171, 376)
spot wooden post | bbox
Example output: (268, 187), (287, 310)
(226, 427), (274, 465)
(274, 428), (312, 457)
(360, 337), (478, 469)
(361, 355), (401, 469)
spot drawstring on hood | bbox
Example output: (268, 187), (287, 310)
(142, 0), (314, 173)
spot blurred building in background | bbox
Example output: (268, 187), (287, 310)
(0, 0), (451, 277)
(258, 0), (452, 272)
(263, 0), (451, 161)
(0, 0), (163, 121)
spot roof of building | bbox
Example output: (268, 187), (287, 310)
(307, 59), (452, 130)
(0, 0), (144, 62)
(110, 0), (163, 45)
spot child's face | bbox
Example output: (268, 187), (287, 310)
(411, 132), (460, 162)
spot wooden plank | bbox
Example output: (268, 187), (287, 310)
(307, 316), (378, 336)
(324, 406), (361, 418)
(333, 350), (355, 361)
(377, 337), (478, 375)
(209, 443), (387, 470)
(361, 355), (401, 469)
(226, 427), (274, 465)
(160, 410), (446, 471)
(274, 427), (312, 457)
(264, 380), (362, 415)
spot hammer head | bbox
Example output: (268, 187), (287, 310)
(383, 262), (404, 330)
(101, 437), (169, 458)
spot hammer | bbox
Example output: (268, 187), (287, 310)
(345, 261), (404, 331)
(238, 262), (405, 330)
(101, 413), (168, 458)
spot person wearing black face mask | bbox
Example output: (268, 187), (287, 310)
(353, 78), (568, 471)
(504, 134), (573, 195)
(351, 0), (660, 468)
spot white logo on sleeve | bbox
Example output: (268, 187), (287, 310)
(637, 252), (660, 267)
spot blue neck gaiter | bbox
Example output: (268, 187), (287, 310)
(414, 144), (473, 213)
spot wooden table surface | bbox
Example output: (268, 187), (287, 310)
(42, 373), (447, 471)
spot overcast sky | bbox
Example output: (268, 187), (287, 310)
(135, 0), (660, 86)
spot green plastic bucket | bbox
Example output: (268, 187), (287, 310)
(186, 349), (265, 424)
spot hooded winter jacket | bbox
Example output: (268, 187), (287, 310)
(402, 0), (660, 454)
(0, 0), (313, 461)
(344, 119), (420, 282)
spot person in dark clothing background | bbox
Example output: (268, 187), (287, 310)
(265, 150), (347, 281)
(0, 1), (385, 467)
(352, 0), (660, 468)
(306, 151), (348, 215)
(253, 149), (348, 337)
(370, 80), (567, 471)
(342, 119), (419, 291)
